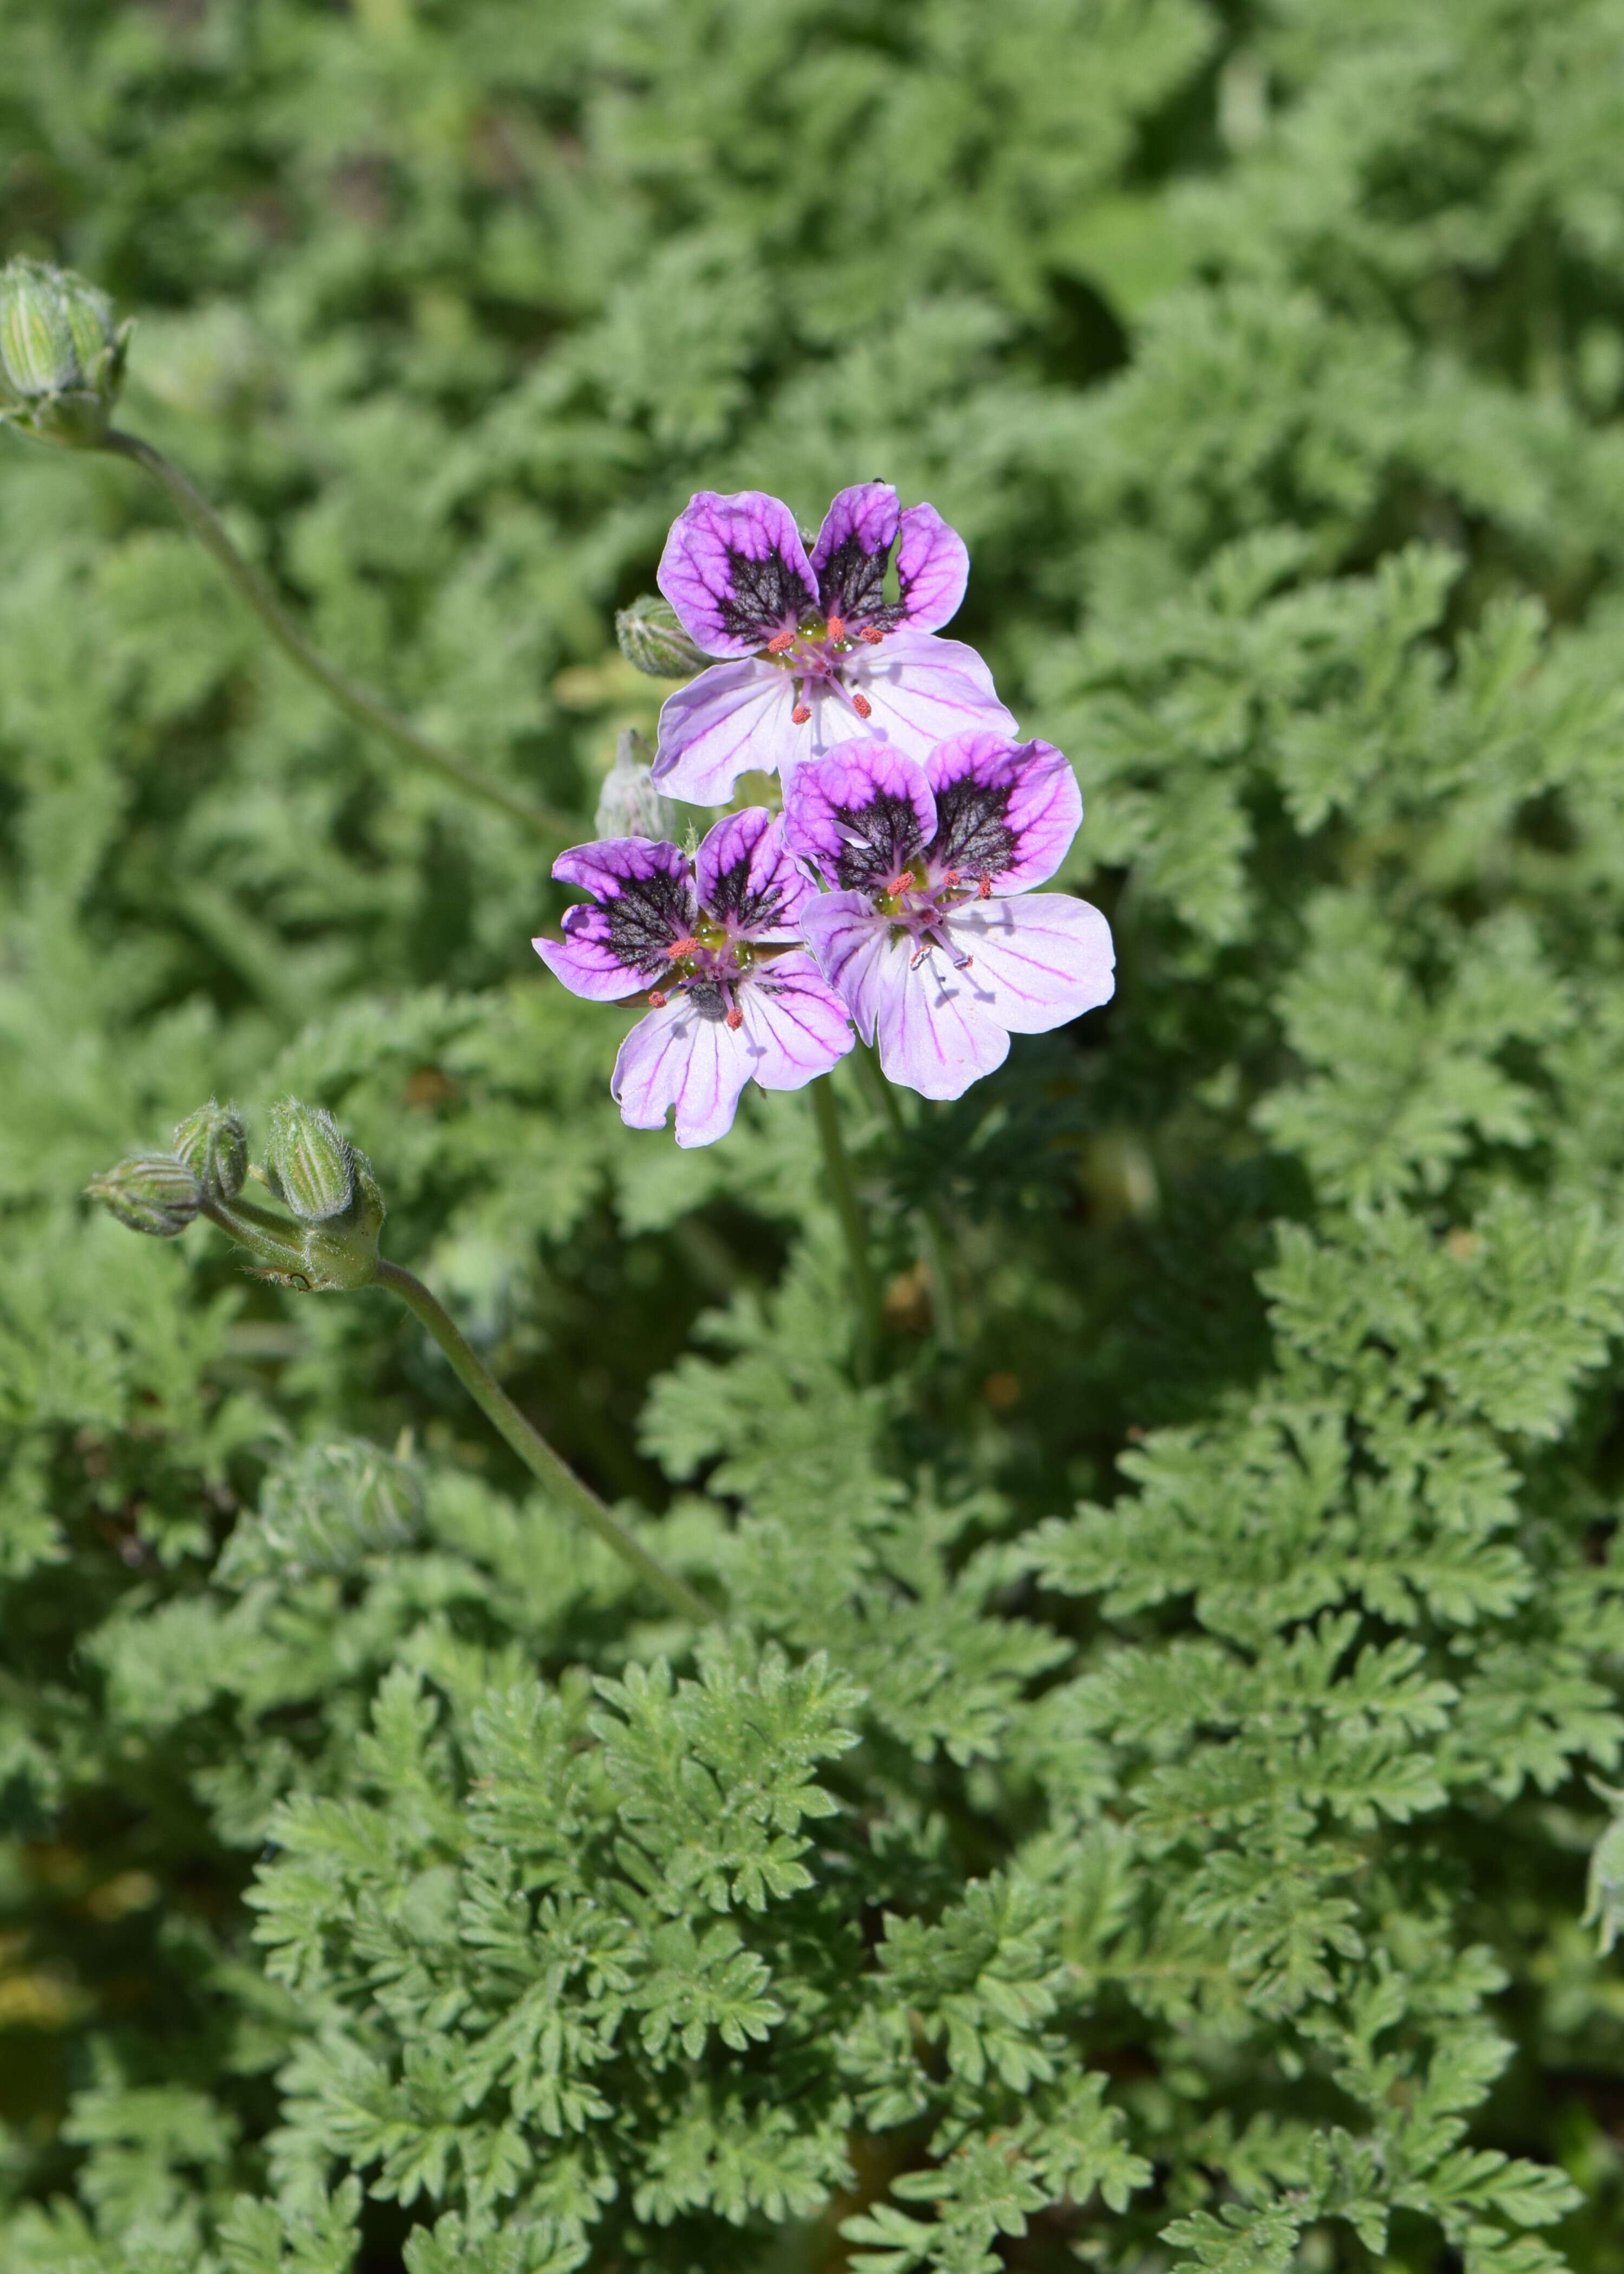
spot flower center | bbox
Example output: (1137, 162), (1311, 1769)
(874, 864), (988, 970)
(648, 909), (759, 1015)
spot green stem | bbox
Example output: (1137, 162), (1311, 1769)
(853, 1046), (962, 1351)
(374, 1259), (713, 1624)
(102, 429), (576, 843)
(810, 1075), (882, 1376)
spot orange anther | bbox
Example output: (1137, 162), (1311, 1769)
(765, 629), (796, 655)
(941, 867), (961, 886)
(647, 989), (668, 1007)
(725, 1005), (744, 1030)
(976, 876), (992, 900)
(885, 870), (916, 898)
(666, 935), (700, 960)
(826, 613), (847, 642)
(858, 625), (885, 645)
(792, 703), (811, 725)
(851, 692), (873, 719)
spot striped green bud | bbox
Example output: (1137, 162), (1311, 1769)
(172, 1099), (248, 1201)
(265, 1099), (355, 1223)
(0, 258), (131, 448)
(86, 1153), (201, 1238)
(615, 594), (707, 678)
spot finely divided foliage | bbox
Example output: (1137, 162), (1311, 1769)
(7, 4), (1624, 2274)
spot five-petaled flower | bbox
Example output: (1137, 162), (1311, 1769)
(532, 809), (854, 1147)
(652, 484), (1013, 805)
(783, 734), (1115, 1100)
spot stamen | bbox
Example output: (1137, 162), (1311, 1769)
(825, 613), (847, 643)
(647, 989), (668, 1007)
(791, 703), (811, 725)
(851, 692), (873, 719)
(666, 935), (700, 960)
(725, 1005), (744, 1031)
(765, 629), (796, 655)
(858, 626), (885, 645)
(884, 869), (916, 898)
(910, 944), (932, 969)
(941, 867), (961, 886)
(976, 876), (992, 900)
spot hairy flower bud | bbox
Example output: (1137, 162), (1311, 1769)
(172, 1098), (248, 1201)
(615, 593), (707, 678)
(595, 729), (680, 841)
(298, 1147), (386, 1290)
(0, 258), (131, 448)
(265, 1099), (355, 1223)
(86, 1152), (201, 1237)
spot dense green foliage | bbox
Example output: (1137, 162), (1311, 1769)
(7, 2), (1624, 2268)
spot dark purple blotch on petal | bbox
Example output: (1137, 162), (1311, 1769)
(825, 789), (931, 892)
(719, 546), (817, 645)
(597, 865), (697, 980)
(928, 772), (1020, 882)
(811, 482), (901, 628)
(706, 848), (791, 932)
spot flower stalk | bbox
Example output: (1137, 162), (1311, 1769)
(373, 1261), (714, 1624)
(810, 1074), (882, 1378)
(101, 429), (575, 843)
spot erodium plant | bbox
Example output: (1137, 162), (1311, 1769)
(9, 8), (1624, 2274)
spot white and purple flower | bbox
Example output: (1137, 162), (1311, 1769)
(783, 734), (1115, 1101)
(532, 809), (854, 1147)
(651, 484), (1014, 805)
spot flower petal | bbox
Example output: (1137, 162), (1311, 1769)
(612, 996), (755, 1148)
(737, 949), (855, 1086)
(653, 660), (804, 804)
(696, 808), (813, 938)
(535, 837), (694, 999)
(846, 924), (1012, 1100)
(783, 741), (937, 891)
(798, 892), (892, 1020)
(924, 734), (1082, 892)
(942, 892), (1116, 1033)
(894, 502), (969, 632)
(810, 482), (900, 626)
(845, 630), (1015, 762)
(657, 490), (818, 659)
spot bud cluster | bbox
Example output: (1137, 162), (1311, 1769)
(0, 257), (131, 449)
(86, 1097), (385, 1291)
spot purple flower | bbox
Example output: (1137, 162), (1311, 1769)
(783, 733), (1115, 1101)
(651, 484), (1014, 805)
(532, 809), (854, 1146)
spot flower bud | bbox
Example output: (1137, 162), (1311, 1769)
(265, 1099), (355, 1223)
(86, 1152), (201, 1238)
(615, 594), (707, 678)
(172, 1099), (248, 1201)
(595, 729), (680, 841)
(0, 258), (131, 449)
(298, 1146), (386, 1290)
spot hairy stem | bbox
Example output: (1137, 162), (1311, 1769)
(103, 429), (575, 843)
(811, 1074), (882, 1377)
(854, 1046), (962, 1351)
(374, 1260), (714, 1623)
